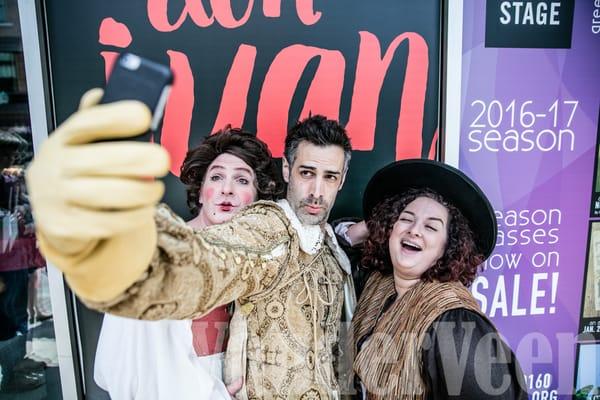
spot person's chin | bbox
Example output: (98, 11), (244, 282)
(210, 211), (234, 225)
(297, 210), (326, 226)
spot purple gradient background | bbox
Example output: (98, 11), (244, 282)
(459, 1), (599, 396)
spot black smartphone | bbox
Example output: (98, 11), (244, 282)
(100, 53), (173, 141)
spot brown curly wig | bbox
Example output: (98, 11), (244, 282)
(362, 188), (484, 286)
(180, 127), (284, 216)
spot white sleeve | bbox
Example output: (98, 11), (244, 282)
(334, 221), (357, 246)
(94, 315), (229, 400)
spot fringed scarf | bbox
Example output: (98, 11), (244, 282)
(352, 272), (482, 399)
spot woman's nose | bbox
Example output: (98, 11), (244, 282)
(221, 179), (234, 194)
(408, 226), (422, 237)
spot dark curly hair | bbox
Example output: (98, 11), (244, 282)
(362, 188), (484, 286)
(180, 127), (284, 216)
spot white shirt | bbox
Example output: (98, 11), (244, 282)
(94, 314), (231, 400)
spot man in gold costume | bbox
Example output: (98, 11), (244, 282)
(26, 90), (356, 399)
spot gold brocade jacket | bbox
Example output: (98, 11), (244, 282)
(86, 200), (356, 400)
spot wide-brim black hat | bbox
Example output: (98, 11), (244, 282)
(363, 159), (497, 259)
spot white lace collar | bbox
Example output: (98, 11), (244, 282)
(276, 200), (351, 275)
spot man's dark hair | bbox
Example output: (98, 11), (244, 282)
(284, 115), (352, 170)
(180, 127), (284, 216)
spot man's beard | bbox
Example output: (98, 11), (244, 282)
(287, 188), (330, 225)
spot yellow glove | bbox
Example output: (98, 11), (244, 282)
(27, 89), (170, 302)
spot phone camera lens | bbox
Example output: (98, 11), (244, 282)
(120, 54), (141, 71)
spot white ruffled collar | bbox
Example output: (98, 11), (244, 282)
(276, 200), (351, 275)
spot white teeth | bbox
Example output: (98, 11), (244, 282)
(401, 240), (422, 250)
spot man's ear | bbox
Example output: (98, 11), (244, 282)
(282, 157), (290, 183)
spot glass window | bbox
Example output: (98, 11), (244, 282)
(0, 0), (7, 24)
(0, 0), (62, 397)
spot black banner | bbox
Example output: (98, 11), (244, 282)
(485, 0), (574, 48)
(45, 0), (441, 220)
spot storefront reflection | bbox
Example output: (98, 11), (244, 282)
(0, 130), (59, 397)
(0, 0), (62, 398)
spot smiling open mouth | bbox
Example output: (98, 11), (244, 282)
(401, 240), (422, 251)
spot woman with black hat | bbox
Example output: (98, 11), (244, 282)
(351, 159), (527, 399)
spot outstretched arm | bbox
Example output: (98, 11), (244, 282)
(84, 202), (290, 320)
(27, 90), (289, 318)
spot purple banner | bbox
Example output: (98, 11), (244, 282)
(459, 1), (600, 398)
